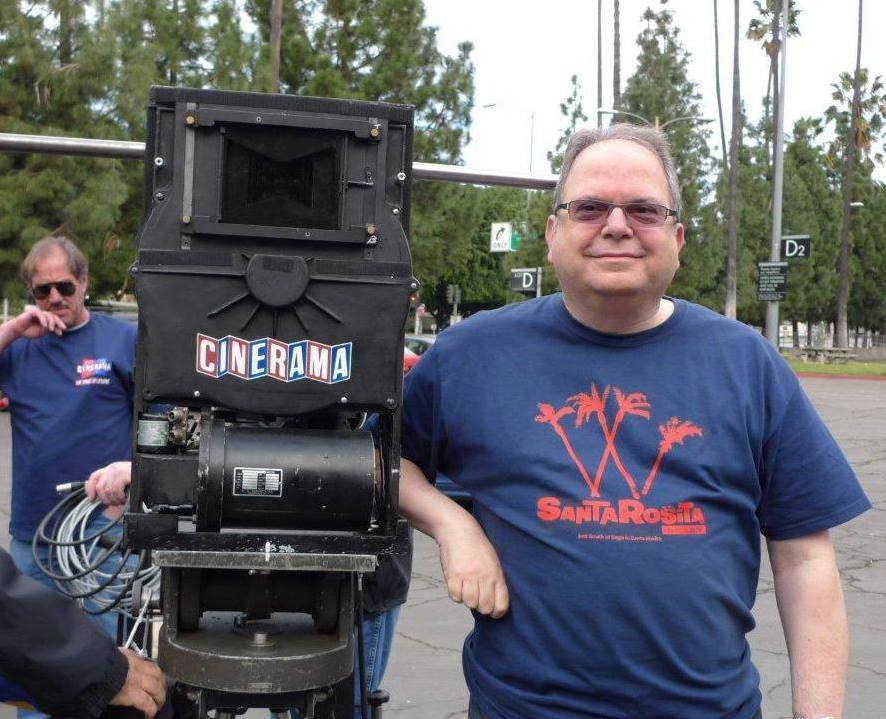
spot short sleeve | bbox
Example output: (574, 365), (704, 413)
(758, 385), (870, 540)
(400, 345), (446, 482)
(0, 345), (11, 391)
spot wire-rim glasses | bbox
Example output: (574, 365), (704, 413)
(555, 198), (679, 228)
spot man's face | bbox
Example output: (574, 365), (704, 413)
(545, 139), (685, 305)
(29, 247), (89, 328)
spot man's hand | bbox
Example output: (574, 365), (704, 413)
(437, 517), (510, 618)
(398, 458), (510, 618)
(108, 649), (167, 719)
(86, 461), (132, 507)
(0, 308), (66, 352)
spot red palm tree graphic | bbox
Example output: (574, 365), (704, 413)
(569, 385), (650, 499)
(534, 403), (596, 496)
(640, 417), (704, 496)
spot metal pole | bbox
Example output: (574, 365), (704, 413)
(765, 1), (788, 347)
(536, 267), (543, 298)
(528, 112), (535, 174)
(0, 132), (145, 158)
(0, 133), (558, 190)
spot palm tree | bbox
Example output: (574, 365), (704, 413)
(713, 0), (728, 171)
(569, 385), (649, 499)
(269, 0), (284, 92)
(835, 0), (864, 348)
(613, 0), (621, 109)
(724, 0), (741, 319)
(641, 418), (704, 496)
(597, 0), (603, 127)
(746, 1), (801, 174)
(534, 403), (595, 495)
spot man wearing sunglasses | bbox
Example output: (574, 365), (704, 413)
(0, 236), (136, 646)
(396, 125), (868, 719)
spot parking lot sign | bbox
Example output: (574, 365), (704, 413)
(781, 234), (811, 259)
(510, 267), (541, 296)
(757, 261), (788, 301)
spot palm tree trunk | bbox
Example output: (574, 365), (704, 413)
(592, 411), (640, 499)
(713, 0), (728, 170)
(597, 0), (603, 127)
(270, 0), (284, 93)
(836, 0), (863, 348)
(552, 422), (596, 496)
(724, 0), (741, 319)
(641, 448), (668, 496)
(613, 0), (621, 108)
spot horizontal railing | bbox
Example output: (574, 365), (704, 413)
(0, 132), (557, 190)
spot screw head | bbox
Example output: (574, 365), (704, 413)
(385, 398), (397, 409)
(369, 127), (381, 138)
(409, 282), (418, 290)
(396, 171), (407, 182)
(193, 390), (201, 398)
(366, 236), (378, 245)
(366, 224), (377, 235)
(340, 397), (348, 404)
(184, 114), (196, 126)
(255, 116), (262, 123)
(392, 207), (400, 215)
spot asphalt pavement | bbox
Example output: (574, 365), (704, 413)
(1, 376), (884, 718)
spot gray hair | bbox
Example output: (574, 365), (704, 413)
(553, 123), (682, 217)
(20, 235), (88, 284)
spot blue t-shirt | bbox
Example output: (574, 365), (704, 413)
(0, 314), (136, 541)
(401, 295), (869, 719)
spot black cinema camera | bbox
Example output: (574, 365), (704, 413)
(126, 86), (415, 718)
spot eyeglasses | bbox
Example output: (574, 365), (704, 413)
(31, 281), (78, 300)
(555, 198), (679, 227)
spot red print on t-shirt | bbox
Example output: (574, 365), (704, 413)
(534, 384), (706, 539)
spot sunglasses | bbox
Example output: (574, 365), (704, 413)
(31, 281), (78, 300)
(555, 198), (679, 228)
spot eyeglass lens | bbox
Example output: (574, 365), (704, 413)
(32, 281), (77, 300)
(569, 199), (668, 226)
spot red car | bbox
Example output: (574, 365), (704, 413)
(403, 346), (420, 374)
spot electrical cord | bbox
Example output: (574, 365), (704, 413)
(32, 484), (160, 621)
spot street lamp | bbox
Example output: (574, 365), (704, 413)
(597, 107), (714, 130)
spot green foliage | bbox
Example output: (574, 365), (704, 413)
(825, 68), (886, 169)
(619, 1), (717, 309)
(0, 0), (475, 312)
(547, 74), (588, 173)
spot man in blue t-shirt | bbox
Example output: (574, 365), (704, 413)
(0, 236), (136, 629)
(398, 125), (869, 719)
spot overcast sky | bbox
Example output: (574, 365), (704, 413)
(423, 0), (886, 180)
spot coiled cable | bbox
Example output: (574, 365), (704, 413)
(32, 485), (160, 623)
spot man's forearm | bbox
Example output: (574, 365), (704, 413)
(769, 532), (848, 718)
(0, 320), (16, 354)
(399, 458), (510, 617)
(398, 458), (476, 539)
